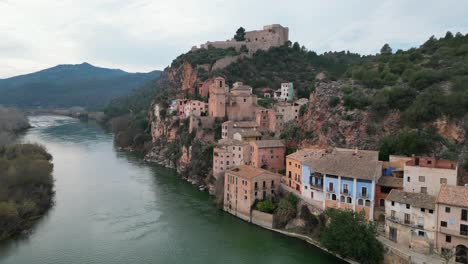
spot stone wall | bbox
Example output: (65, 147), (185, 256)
(251, 210), (274, 228)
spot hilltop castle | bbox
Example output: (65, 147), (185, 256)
(192, 24), (289, 55)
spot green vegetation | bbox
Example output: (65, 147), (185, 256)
(213, 44), (363, 98)
(234, 27), (246, 41)
(280, 121), (302, 142)
(346, 32), (468, 126)
(378, 128), (443, 160)
(0, 143), (54, 240)
(256, 200), (276, 213)
(172, 46), (239, 68)
(273, 193), (299, 228)
(320, 209), (384, 264)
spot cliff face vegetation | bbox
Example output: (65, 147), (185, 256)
(107, 32), (468, 168)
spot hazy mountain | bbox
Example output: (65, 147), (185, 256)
(0, 63), (161, 108)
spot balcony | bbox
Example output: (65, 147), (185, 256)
(359, 193), (369, 198)
(440, 227), (468, 238)
(327, 188), (334, 193)
(386, 216), (426, 230)
(310, 184), (323, 191)
(341, 190), (350, 196)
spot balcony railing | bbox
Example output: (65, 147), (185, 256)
(386, 216), (426, 230)
(360, 193), (369, 198)
(310, 184), (323, 190)
(341, 190), (350, 195)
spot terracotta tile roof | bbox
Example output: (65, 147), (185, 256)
(303, 148), (382, 180)
(437, 185), (468, 207)
(251, 140), (285, 149)
(226, 165), (281, 180)
(287, 148), (326, 162)
(377, 176), (403, 188)
(387, 189), (436, 209)
(231, 85), (253, 91)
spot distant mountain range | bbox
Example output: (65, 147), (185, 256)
(0, 63), (161, 108)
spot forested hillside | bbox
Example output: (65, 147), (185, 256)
(0, 63), (161, 108)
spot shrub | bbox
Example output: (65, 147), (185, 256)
(273, 193), (299, 228)
(256, 200), (276, 213)
(328, 96), (340, 108)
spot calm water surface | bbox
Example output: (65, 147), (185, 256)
(0, 115), (342, 264)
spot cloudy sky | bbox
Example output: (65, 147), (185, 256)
(1, 0), (468, 78)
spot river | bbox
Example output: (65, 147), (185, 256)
(0, 115), (343, 264)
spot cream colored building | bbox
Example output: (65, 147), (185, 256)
(403, 157), (458, 196)
(385, 189), (437, 254)
(213, 139), (251, 179)
(436, 185), (468, 263)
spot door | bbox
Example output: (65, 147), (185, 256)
(389, 227), (397, 242)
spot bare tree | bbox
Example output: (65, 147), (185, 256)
(0, 106), (30, 133)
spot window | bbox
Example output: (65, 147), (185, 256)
(406, 204), (410, 209)
(446, 235), (451, 243)
(311, 192), (314, 199)
(331, 194), (337, 201)
(343, 184), (349, 194)
(462, 209), (468, 221)
(254, 182), (258, 189)
(361, 187), (368, 197)
(405, 214), (411, 224)
(421, 208), (425, 212)
(441, 221), (448, 227)
(419, 176), (425, 182)
(347, 197), (352, 204)
(328, 182), (334, 192)
(358, 199), (363, 206)
(446, 207), (451, 213)
(262, 181), (266, 188)
(429, 209), (434, 214)
(418, 231), (425, 237)
(407, 177), (410, 182)
(440, 178), (447, 184)
(391, 201), (395, 206)
(391, 210), (396, 218)
(421, 187), (427, 194)
(461, 224), (468, 236)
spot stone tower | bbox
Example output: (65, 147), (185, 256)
(208, 77), (227, 118)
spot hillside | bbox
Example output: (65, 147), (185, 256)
(0, 63), (161, 108)
(106, 32), (468, 166)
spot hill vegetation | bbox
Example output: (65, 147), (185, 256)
(0, 63), (161, 108)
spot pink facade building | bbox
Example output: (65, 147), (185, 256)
(222, 121), (259, 139)
(213, 139), (251, 179)
(183, 100), (208, 118)
(250, 140), (285, 172)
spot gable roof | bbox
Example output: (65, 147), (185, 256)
(303, 149), (382, 180)
(437, 185), (468, 207)
(378, 176), (403, 188)
(226, 165), (281, 180)
(387, 189), (436, 209)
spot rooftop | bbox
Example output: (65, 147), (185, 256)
(226, 165), (280, 180)
(405, 156), (458, 170)
(303, 148), (382, 180)
(377, 176), (403, 188)
(235, 130), (262, 138)
(251, 140), (285, 149)
(224, 121), (258, 128)
(437, 185), (468, 207)
(287, 148), (326, 162)
(387, 189), (436, 210)
(216, 138), (249, 147)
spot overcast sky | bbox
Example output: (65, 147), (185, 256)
(1, 0), (468, 78)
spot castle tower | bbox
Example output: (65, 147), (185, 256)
(208, 77), (227, 118)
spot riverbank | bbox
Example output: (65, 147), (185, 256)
(0, 143), (55, 241)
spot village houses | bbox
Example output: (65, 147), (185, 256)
(249, 140), (285, 172)
(213, 139), (251, 179)
(223, 165), (281, 222)
(222, 121), (259, 139)
(274, 82), (295, 101)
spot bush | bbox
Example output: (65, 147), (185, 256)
(320, 209), (384, 264)
(273, 193), (299, 228)
(328, 96), (340, 108)
(378, 129), (441, 160)
(256, 200), (276, 213)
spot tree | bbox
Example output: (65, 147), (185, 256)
(292, 42), (301, 51)
(380, 43), (393, 55)
(320, 209), (384, 264)
(445, 31), (454, 40)
(234, 27), (246, 41)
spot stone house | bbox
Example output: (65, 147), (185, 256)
(249, 140), (285, 172)
(436, 185), (468, 263)
(274, 98), (308, 123)
(255, 108), (284, 135)
(385, 190), (437, 254)
(233, 130), (262, 142)
(224, 165), (281, 222)
(403, 156), (458, 196)
(274, 82), (294, 102)
(183, 100), (208, 118)
(175, 99), (189, 116)
(188, 116), (215, 134)
(222, 120), (259, 139)
(301, 148), (382, 220)
(226, 82), (258, 121)
(213, 139), (251, 180)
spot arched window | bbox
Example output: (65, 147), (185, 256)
(347, 197), (352, 204)
(340, 196), (345, 202)
(332, 194), (337, 201)
(365, 200), (371, 207)
(358, 199), (363, 206)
